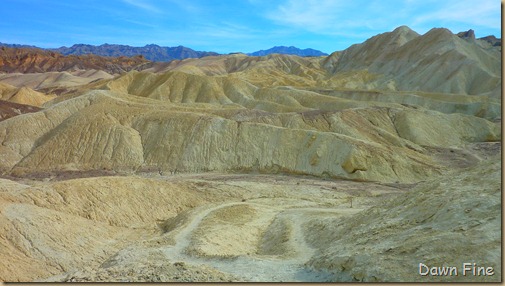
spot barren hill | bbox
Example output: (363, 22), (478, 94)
(325, 26), (501, 96)
(0, 25), (500, 182)
(0, 46), (151, 74)
(306, 156), (501, 282)
(0, 82), (55, 106)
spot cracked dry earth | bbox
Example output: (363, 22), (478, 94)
(0, 142), (499, 282)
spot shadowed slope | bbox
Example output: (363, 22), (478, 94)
(306, 156), (501, 282)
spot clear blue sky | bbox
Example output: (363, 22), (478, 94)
(1, 0), (501, 54)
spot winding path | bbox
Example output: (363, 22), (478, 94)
(161, 200), (361, 282)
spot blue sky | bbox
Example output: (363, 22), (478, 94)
(1, 0), (501, 54)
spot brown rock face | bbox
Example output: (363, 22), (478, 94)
(0, 99), (41, 121)
(0, 46), (151, 74)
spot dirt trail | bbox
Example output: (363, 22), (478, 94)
(22, 173), (410, 282)
(29, 144), (499, 282)
(126, 173), (407, 282)
(160, 198), (364, 282)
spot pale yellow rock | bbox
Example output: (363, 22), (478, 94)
(0, 175), (217, 281)
(1, 85), (499, 183)
(0, 83), (55, 107)
(392, 108), (500, 147)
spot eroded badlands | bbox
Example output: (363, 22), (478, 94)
(0, 26), (501, 282)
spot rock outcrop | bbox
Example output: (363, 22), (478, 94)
(457, 29), (476, 40)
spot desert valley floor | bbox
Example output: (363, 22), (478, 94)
(0, 26), (502, 282)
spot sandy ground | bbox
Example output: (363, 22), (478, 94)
(32, 172), (405, 282)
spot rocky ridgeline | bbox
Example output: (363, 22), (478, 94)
(0, 46), (151, 74)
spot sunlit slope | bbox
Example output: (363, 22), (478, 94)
(99, 26), (501, 119)
(0, 70), (113, 91)
(0, 82), (55, 107)
(0, 25), (501, 283)
(325, 27), (501, 97)
(144, 53), (326, 87)
(101, 70), (402, 112)
(0, 89), (499, 182)
(97, 67), (501, 118)
(141, 26), (501, 99)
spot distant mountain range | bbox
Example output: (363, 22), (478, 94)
(247, 46), (328, 57)
(0, 28), (498, 64)
(51, 44), (219, 62)
(0, 43), (328, 62)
